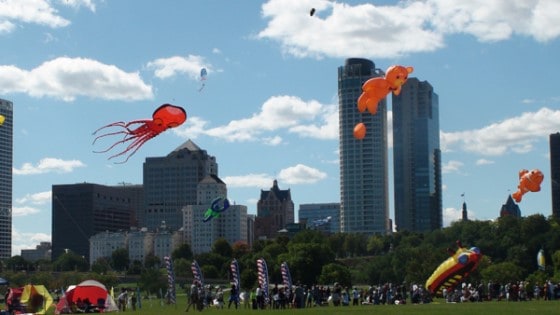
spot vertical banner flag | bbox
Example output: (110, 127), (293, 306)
(191, 260), (205, 287)
(230, 259), (241, 292)
(280, 261), (293, 293)
(164, 256), (176, 304)
(257, 258), (270, 305)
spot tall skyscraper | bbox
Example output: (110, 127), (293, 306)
(338, 58), (389, 234)
(0, 98), (13, 259)
(392, 78), (442, 232)
(551, 132), (560, 218)
(143, 139), (218, 231)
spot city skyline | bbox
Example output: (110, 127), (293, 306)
(2, 1), (559, 255)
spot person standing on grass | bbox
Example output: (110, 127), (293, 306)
(185, 283), (199, 312)
(228, 284), (240, 309)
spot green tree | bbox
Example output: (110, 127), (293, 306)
(53, 251), (88, 272)
(111, 248), (130, 272)
(138, 268), (166, 297)
(173, 258), (191, 278)
(144, 253), (161, 269)
(232, 241), (250, 258)
(172, 243), (193, 260)
(5, 255), (31, 271)
(279, 242), (334, 285)
(319, 263), (352, 287)
(91, 257), (111, 274)
(480, 261), (524, 284)
(212, 238), (233, 258)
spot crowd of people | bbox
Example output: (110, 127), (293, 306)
(183, 279), (560, 311)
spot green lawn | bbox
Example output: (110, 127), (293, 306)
(95, 297), (559, 315)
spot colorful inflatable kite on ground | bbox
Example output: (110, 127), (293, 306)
(93, 104), (187, 163)
(425, 240), (482, 295)
(354, 65), (413, 139)
(512, 169), (544, 202)
(202, 197), (230, 222)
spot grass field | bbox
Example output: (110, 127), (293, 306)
(104, 296), (559, 315)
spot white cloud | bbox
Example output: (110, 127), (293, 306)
(224, 164), (327, 188)
(258, 0), (560, 59)
(175, 95), (333, 143)
(0, 20), (15, 34)
(146, 55), (212, 80)
(0, 57), (153, 101)
(476, 159), (494, 165)
(16, 191), (51, 205)
(289, 104), (339, 140)
(12, 228), (51, 256)
(13, 158), (86, 175)
(277, 164), (327, 184)
(59, 0), (96, 12)
(0, 0), (71, 33)
(442, 160), (464, 174)
(12, 206), (41, 217)
(441, 107), (560, 156)
(223, 173), (273, 188)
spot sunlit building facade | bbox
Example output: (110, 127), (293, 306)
(338, 58), (390, 234)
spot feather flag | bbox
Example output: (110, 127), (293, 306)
(537, 249), (546, 270)
(164, 256), (176, 304)
(230, 259), (241, 292)
(280, 261), (293, 293)
(257, 258), (270, 304)
(191, 260), (205, 287)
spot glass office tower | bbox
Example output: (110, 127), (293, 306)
(338, 58), (389, 234)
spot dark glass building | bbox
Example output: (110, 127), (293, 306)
(551, 132), (560, 218)
(0, 98), (12, 259)
(392, 78), (442, 232)
(338, 58), (389, 234)
(51, 183), (139, 260)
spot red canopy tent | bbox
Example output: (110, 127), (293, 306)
(55, 280), (117, 314)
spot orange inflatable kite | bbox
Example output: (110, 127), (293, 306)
(354, 65), (413, 140)
(353, 123), (366, 140)
(512, 169), (544, 202)
(357, 65), (413, 115)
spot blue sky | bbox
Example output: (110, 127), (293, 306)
(2, 0), (559, 256)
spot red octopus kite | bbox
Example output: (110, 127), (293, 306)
(93, 104), (187, 163)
